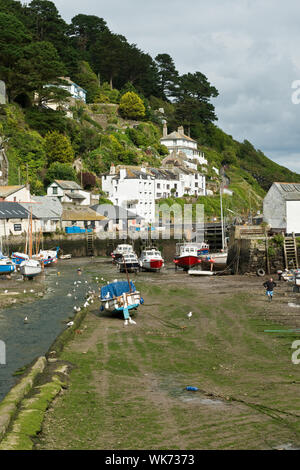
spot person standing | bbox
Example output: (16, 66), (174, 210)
(263, 278), (277, 301)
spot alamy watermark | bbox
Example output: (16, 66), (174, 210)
(0, 340), (6, 365)
(291, 340), (300, 365)
(291, 80), (300, 104)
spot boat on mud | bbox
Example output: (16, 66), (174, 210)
(116, 253), (140, 273)
(100, 280), (143, 324)
(33, 248), (59, 267)
(139, 247), (164, 272)
(173, 242), (209, 271)
(199, 250), (228, 271)
(111, 244), (136, 264)
(19, 258), (42, 279)
(0, 252), (15, 275)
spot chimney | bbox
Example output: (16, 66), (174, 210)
(110, 164), (116, 175)
(162, 121), (168, 138)
(178, 126), (184, 135)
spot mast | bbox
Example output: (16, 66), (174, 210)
(29, 206), (33, 258)
(220, 180), (225, 250)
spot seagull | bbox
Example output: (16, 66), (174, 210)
(67, 293), (72, 297)
(4, 289), (8, 294)
(187, 311), (193, 319)
(67, 321), (74, 327)
(24, 316), (28, 323)
(23, 289), (26, 294)
(30, 289), (34, 293)
(129, 317), (136, 325)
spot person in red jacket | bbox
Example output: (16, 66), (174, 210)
(263, 278), (277, 301)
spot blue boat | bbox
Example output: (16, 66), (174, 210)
(100, 280), (143, 324)
(0, 252), (15, 274)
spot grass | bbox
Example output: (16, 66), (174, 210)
(35, 278), (300, 450)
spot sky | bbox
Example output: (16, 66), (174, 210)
(48, 0), (300, 173)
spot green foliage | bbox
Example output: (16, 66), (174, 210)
(44, 130), (74, 166)
(45, 162), (77, 186)
(119, 92), (145, 120)
(72, 61), (100, 103)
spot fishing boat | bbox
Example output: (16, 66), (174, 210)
(173, 242), (209, 271)
(111, 244), (135, 264)
(139, 247), (164, 272)
(11, 252), (29, 265)
(0, 252), (15, 275)
(116, 253), (140, 273)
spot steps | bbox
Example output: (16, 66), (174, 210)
(86, 232), (94, 256)
(284, 235), (298, 269)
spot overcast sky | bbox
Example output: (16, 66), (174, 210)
(49, 0), (300, 173)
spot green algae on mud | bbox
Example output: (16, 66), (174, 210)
(34, 274), (300, 450)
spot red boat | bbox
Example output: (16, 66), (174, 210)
(139, 248), (164, 272)
(173, 243), (208, 271)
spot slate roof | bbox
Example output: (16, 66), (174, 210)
(0, 185), (26, 197)
(62, 207), (107, 221)
(65, 191), (86, 200)
(54, 180), (82, 190)
(0, 202), (35, 219)
(160, 130), (196, 143)
(21, 196), (62, 219)
(274, 182), (300, 201)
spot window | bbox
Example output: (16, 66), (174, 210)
(52, 187), (58, 195)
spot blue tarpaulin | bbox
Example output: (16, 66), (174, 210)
(101, 281), (136, 300)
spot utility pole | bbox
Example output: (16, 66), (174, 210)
(220, 180), (225, 250)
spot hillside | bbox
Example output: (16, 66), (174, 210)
(0, 0), (300, 221)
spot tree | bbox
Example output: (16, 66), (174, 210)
(155, 53), (179, 99)
(44, 131), (74, 165)
(69, 14), (108, 52)
(174, 72), (219, 134)
(118, 92), (145, 120)
(72, 61), (100, 103)
(45, 162), (77, 186)
(0, 12), (32, 101)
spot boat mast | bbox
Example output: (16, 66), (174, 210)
(220, 180), (225, 250)
(29, 206), (33, 259)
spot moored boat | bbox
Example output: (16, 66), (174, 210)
(100, 280), (143, 324)
(139, 247), (164, 272)
(116, 253), (140, 273)
(199, 250), (228, 270)
(19, 258), (42, 279)
(111, 244), (135, 264)
(0, 253), (15, 275)
(33, 247), (59, 267)
(173, 242), (209, 271)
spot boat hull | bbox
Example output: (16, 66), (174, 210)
(101, 291), (141, 313)
(141, 259), (164, 271)
(0, 264), (15, 274)
(173, 255), (201, 270)
(117, 262), (140, 273)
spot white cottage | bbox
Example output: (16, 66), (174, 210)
(47, 180), (92, 206)
(263, 182), (300, 234)
(0, 185), (31, 202)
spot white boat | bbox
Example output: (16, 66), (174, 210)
(111, 244), (135, 263)
(116, 253), (140, 273)
(188, 267), (215, 276)
(199, 250), (228, 270)
(19, 258), (42, 279)
(60, 254), (72, 260)
(33, 248), (59, 266)
(139, 247), (164, 272)
(100, 280), (142, 314)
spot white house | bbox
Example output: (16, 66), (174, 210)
(47, 180), (92, 206)
(0, 201), (36, 237)
(263, 182), (300, 234)
(160, 124), (208, 168)
(102, 166), (156, 223)
(0, 185), (31, 202)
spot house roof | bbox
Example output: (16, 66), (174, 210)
(91, 204), (141, 220)
(0, 185), (26, 198)
(161, 131), (196, 143)
(53, 180), (82, 190)
(62, 207), (107, 221)
(274, 182), (300, 201)
(0, 202), (35, 219)
(65, 191), (86, 200)
(21, 196), (62, 219)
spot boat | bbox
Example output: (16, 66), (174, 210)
(0, 252), (15, 275)
(116, 253), (140, 273)
(139, 247), (164, 272)
(111, 244), (135, 264)
(11, 252), (29, 265)
(173, 242), (209, 271)
(188, 267), (215, 276)
(100, 280), (142, 322)
(19, 258), (42, 279)
(33, 247), (59, 267)
(18, 206), (42, 279)
(199, 250), (228, 271)
(60, 254), (72, 260)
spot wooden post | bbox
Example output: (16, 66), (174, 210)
(265, 231), (270, 275)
